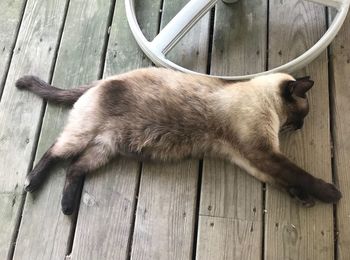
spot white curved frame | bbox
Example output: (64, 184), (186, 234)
(126, 0), (350, 80)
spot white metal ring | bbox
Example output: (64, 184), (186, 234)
(126, 0), (350, 80)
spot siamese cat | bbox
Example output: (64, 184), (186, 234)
(15, 67), (342, 215)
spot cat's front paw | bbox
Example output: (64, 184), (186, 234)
(288, 186), (315, 207)
(312, 180), (342, 203)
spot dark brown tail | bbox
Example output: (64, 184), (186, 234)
(15, 76), (96, 105)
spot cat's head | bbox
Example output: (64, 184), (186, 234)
(279, 76), (314, 132)
(251, 73), (314, 132)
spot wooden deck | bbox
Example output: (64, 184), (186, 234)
(0, 0), (349, 259)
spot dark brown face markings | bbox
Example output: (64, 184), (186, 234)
(280, 78), (313, 131)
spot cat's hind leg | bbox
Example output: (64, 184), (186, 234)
(61, 135), (116, 215)
(25, 89), (100, 192)
(24, 124), (95, 192)
(24, 134), (91, 192)
(24, 144), (60, 192)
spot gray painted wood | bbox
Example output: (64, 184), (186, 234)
(329, 10), (350, 260)
(131, 1), (210, 259)
(196, 1), (266, 259)
(164, 0), (210, 71)
(0, 0), (26, 96)
(197, 216), (262, 259)
(265, 1), (334, 259)
(69, 1), (162, 259)
(0, 0), (68, 258)
(12, 0), (114, 259)
(132, 161), (199, 260)
(70, 159), (141, 260)
(210, 0), (267, 76)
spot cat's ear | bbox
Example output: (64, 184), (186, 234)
(293, 77), (314, 97)
(284, 81), (295, 99)
(286, 77), (314, 98)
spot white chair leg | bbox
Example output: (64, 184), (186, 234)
(151, 0), (217, 54)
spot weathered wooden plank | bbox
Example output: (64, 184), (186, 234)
(198, 163), (263, 260)
(210, 0), (267, 76)
(0, 0), (68, 258)
(0, 0), (26, 96)
(329, 10), (350, 260)
(70, 159), (141, 260)
(103, 0), (161, 75)
(164, 1), (210, 71)
(69, 1), (161, 259)
(265, 1), (334, 259)
(132, 162), (199, 260)
(197, 216), (262, 259)
(131, 1), (210, 259)
(196, 1), (266, 259)
(11, 0), (114, 259)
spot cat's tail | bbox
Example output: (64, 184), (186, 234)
(15, 76), (96, 105)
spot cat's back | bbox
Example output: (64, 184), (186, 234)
(106, 67), (227, 94)
(94, 67), (228, 115)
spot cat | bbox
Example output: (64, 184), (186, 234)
(15, 67), (342, 215)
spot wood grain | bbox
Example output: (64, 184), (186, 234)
(12, 0), (114, 259)
(0, 0), (26, 96)
(131, 1), (209, 259)
(329, 9), (350, 260)
(0, 0), (68, 258)
(69, 1), (162, 259)
(196, 1), (267, 259)
(210, 0), (267, 76)
(197, 216), (262, 260)
(70, 159), (141, 260)
(132, 161), (199, 260)
(265, 1), (334, 259)
(163, 0), (210, 71)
